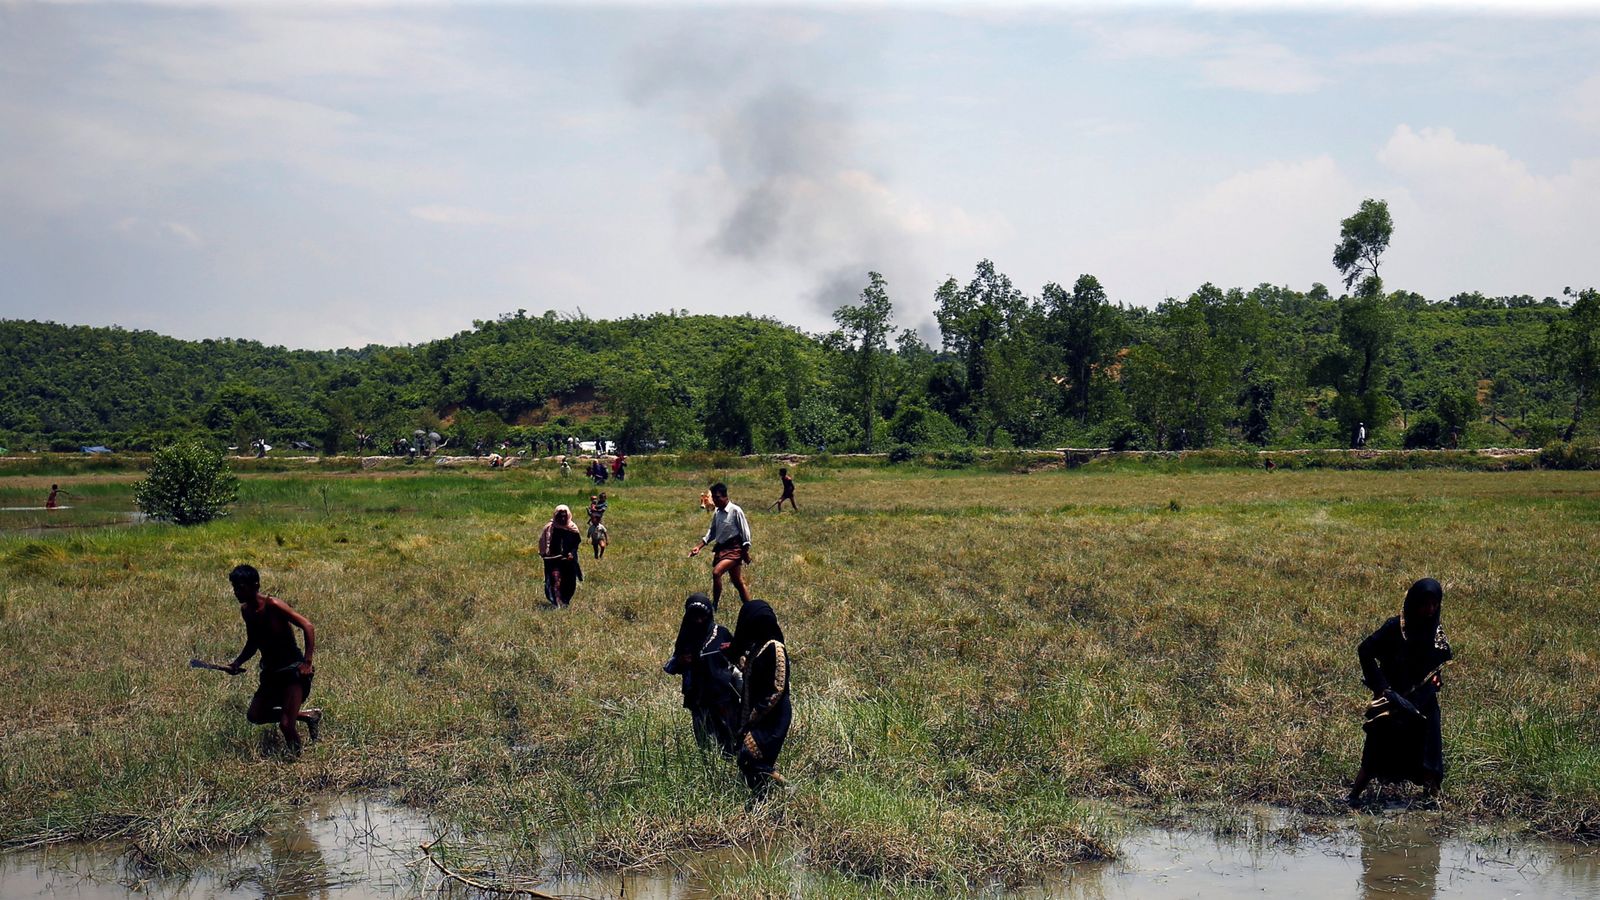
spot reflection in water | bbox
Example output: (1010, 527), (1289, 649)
(1357, 818), (1440, 899)
(230, 814), (337, 899)
(1, 801), (1597, 899)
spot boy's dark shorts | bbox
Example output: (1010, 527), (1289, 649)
(254, 662), (313, 708)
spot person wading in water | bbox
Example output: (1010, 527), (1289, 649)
(217, 565), (321, 753)
(1348, 577), (1453, 807)
(689, 483), (752, 610)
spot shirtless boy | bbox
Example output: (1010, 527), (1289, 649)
(218, 565), (322, 752)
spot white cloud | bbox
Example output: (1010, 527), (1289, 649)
(409, 205), (516, 227)
(1203, 40), (1327, 94)
(1568, 73), (1600, 132)
(1084, 20), (1325, 94)
(1338, 40), (1460, 67)
(1089, 155), (1362, 301)
(1084, 21), (1215, 59)
(1376, 124), (1600, 297)
(0, 6), (530, 217)
(114, 216), (204, 247)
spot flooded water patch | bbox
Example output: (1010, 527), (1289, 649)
(0, 508), (149, 536)
(0, 799), (686, 900)
(1030, 815), (1599, 899)
(2, 800), (1596, 898)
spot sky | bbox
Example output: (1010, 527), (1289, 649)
(2, 1), (1598, 349)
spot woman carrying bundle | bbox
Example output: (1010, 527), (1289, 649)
(1348, 577), (1454, 806)
(538, 504), (583, 607)
(731, 600), (792, 798)
(663, 593), (741, 755)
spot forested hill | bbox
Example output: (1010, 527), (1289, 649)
(0, 320), (360, 439)
(1, 275), (1595, 455)
(0, 312), (819, 452)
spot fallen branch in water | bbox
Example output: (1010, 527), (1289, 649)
(418, 838), (586, 900)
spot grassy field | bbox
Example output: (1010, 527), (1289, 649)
(2, 462), (1598, 896)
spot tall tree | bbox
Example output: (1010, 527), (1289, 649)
(1548, 287), (1600, 440)
(1123, 295), (1229, 449)
(1042, 274), (1120, 423)
(1332, 198), (1393, 295)
(832, 272), (895, 453)
(1332, 199), (1399, 442)
(935, 260), (1035, 445)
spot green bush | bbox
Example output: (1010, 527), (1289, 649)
(887, 402), (967, 449)
(1403, 411), (1445, 449)
(133, 441), (241, 525)
(1538, 440), (1600, 470)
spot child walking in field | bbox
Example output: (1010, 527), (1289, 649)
(766, 467), (797, 512)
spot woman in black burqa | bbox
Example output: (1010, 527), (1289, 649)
(1348, 578), (1453, 806)
(663, 593), (742, 755)
(731, 599), (792, 797)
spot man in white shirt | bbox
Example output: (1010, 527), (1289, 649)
(689, 482), (752, 610)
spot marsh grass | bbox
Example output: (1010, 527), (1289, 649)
(2, 465), (1598, 895)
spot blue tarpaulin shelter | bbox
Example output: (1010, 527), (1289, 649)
(80, 446), (112, 454)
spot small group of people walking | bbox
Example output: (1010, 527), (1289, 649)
(535, 490), (617, 605)
(601, 453), (625, 482)
(667, 482), (791, 797)
(665, 593), (792, 798)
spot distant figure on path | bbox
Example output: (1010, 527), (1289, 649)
(560, 457), (571, 477)
(611, 452), (626, 482)
(218, 565), (322, 753)
(664, 593), (741, 755)
(766, 467), (797, 512)
(731, 599), (791, 798)
(689, 483), (752, 610)
(538, 504), (583, 607)
(45, 483), (71, 509)
(1354, 422), (1368, 449)
(1348, 578), (1453, 807)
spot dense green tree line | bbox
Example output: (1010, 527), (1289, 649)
(3, 202), (1596, 455)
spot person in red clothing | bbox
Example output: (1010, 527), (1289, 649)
(45, 483), (72, 509)
(611, 452), (626, 482)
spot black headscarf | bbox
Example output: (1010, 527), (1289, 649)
(1400, 578), (1443, 648)
(732, 599), (784, 660)
(675, 593), (716, 659)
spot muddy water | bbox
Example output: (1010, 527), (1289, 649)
(0, 508), (149, 536)
(1028, 817), (1599, 899)
(1, 799), (1595, 899)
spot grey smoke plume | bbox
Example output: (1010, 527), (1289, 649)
(624, 23), (924, 317)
